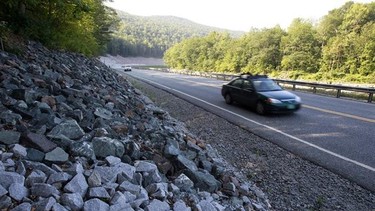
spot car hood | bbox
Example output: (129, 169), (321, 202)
(259, 90), (297, 99)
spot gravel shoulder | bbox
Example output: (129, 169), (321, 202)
(125, 74), (375, 211)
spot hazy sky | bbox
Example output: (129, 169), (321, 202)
(105, 0), (373, 31)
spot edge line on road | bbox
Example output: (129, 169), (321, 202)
(133, 75), (375, 173)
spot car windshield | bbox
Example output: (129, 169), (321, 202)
(253, 79), (282, 91)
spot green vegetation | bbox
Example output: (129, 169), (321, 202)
(164, 1), (375, 84)
(0, 0), (119, 56)
(106, 11), (243, 58)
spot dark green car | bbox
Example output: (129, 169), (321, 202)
(221, 74), (301, 114)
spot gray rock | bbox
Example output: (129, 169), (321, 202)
(88, 187), (110, 199)
(70, 141), (95, 159)
(10, 202), (32, 211)
(94, 162), (135, 184)
(45, 147), (69, 163)
(47, 172), (72, 184)
(142, 169), (162, 187)
(24, 132), (57, 153)
(65, 163), (84, 176)
(173, 200), (191, 211)
(48, 135), (74, 149)
(0, 195), (12, 209)
(64, 173), (88, 197)
(110, 191), (127, 205)
(88, 170), (102, 187)
(0, 171), (25, 189)
(84, 198), (110, 211)
(52, 203), (69, 211)
(174, 173), (194, 192)
(118, 181), (142, 195)
(3, 158), (15, 168)
(109, 203), (133, 211)
(25, 170), (47, 187)
(123, 141), (141, 160)
(135, 160), (158, 172)
(0, 131), (20, 145)
(0, 110), (22, 126)
(26, 148), (45, 162)
(176, 155), (198, 171)
(184, 170), (221, 193)
(197, 200), (216, 211)
(15, 160), (26, 175)
(48, 119), (85, 140)
(0, 185), (7, 197)
(0, 152), (13, 161)
(144, 199), (170, 211)
(94, 107), (113, 120)
(61, 193), (84, 211)
(8, 183), (28, 201)
(223, 182), (237, 196)
(105, 155), (121, 166)
(34, 197), (56, 211)
(92, 137), (125, 158)
(164, 141), (180, 157)
(31, 183), (59, 198)
(23, 160), (57, 176)
(146, 183), (168, 200)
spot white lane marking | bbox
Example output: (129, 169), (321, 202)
(131, 74), (375, 173)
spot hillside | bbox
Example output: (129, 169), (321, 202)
(106, 11), (244, 58)
(0, 41), (270, 210)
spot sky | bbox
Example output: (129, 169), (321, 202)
(105, 0), (374, 31)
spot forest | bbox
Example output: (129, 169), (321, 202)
(106, 10), (242, 58)
(164, 2), (375, 84)
(0, 0), (118, 56)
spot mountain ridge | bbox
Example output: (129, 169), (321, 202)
(106, 10), (244, 58)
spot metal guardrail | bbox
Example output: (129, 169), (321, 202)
(274, 79), (374, 103)
(165, 70), (375, 103)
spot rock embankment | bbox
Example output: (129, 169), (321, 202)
(0, 42), (270, 210)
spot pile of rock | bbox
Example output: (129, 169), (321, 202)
(0, 41), (270, 210)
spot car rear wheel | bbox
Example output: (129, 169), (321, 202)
(225, 94), (233, 104)
(256, 101), (265, 115)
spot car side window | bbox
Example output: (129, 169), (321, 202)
(243, 80), (253, 90)
(231, 79), (243, 88)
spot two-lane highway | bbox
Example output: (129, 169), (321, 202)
(122, 68), (375, 192)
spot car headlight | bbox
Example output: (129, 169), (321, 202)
(295, 96), (301, 103)
(266, 98), (282, 104)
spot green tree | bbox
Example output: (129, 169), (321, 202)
(281, 18), (321, 73)
(0, 0), (118, 56)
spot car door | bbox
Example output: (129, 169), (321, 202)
(241, 80), (258, 107)
(228, 79), (244, 103)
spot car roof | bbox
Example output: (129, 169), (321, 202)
(238, 74), (268, 80)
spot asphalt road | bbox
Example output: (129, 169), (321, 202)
(120, 68), (375, 192)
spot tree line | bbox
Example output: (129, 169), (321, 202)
(106, 11), (242, 58)
(164, 2), (375, 83)
(0, 0), (118, 56)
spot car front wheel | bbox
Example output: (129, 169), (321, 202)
(225, 94), (233, 104)
(256, 101), (265, 115)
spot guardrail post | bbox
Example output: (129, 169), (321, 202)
(313, 87), (317, 94)
(336, 89), (341, 98)
(368, 93), (373, 103)
(292, 84), (296, 91)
